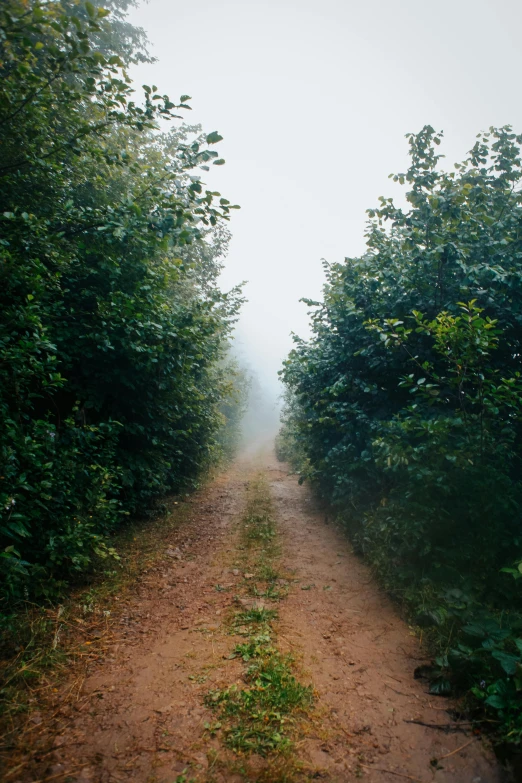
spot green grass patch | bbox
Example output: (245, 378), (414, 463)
(206, 647), (312, 756)
(205, 473), (313, 762)
(234, 608), (278, 626)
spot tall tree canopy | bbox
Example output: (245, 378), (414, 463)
(0, 0), (243, 601)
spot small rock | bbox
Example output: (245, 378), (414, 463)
(244, 573), (254, 579)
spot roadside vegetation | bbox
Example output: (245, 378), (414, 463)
(279, 126), (522, 752)
(0, 0), (246, 609)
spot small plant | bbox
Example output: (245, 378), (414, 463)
(206, 647), (312, 755)
(173, 772), (196, 783)
(234, 607), (278, 626)
(251, 583), (286, 601)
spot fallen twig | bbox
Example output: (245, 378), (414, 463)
(32, 765), (87, 783)
(359, 764), (424, 782)
(384, 682), (419, 699)
(404, 719), (470, 732)
(4, 761), (26, 779)
(436, 737), (478, 760)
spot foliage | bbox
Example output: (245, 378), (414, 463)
(275, 388), (309, 474)
(206, 647), (312, 756)
(280, 126), (522, 747)
(0, 1), (243, 603)
(216, 355), (251, 462)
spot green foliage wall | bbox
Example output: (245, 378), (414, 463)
(280, 126), (522, 746)
(0, 0), (243, 601)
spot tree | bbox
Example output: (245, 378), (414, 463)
(0, 0), (242, 601)
(280, 127), (522, 745)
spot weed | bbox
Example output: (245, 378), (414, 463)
(206, 647), (312, 755)
(256, 563), (280, 583)
(251, 584), (287, 601)
(173, 773), (197, 783)
(234, 608), (278, 626)
(188, 673), (208, 684)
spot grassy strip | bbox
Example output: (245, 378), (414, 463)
(205, 474), (312, 762)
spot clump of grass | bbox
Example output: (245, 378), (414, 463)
(234, 607), (278, 626)
(234, 632), (274, 660)
(256, 562), (280, 583)
(206, 645), (312, 756)
(251, 583), (287, 601)
(243, 511), (277, 544)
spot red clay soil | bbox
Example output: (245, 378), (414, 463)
(6, 452), (507, 783)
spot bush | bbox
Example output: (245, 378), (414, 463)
(0, 1), (243, 603)
(280, 126), (522, 747)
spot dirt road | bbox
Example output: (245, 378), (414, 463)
(15, 452), (505, 783)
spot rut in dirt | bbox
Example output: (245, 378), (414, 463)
(9, 452), (506, 783)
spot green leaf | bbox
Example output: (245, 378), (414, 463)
(485, 694), (507, 710)
(492, 650), (520, 676)
(206, 131), (223, 145)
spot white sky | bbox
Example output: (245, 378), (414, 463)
(127, 0), (522, 398)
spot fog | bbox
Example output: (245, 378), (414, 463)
(127, 0), (522, 409)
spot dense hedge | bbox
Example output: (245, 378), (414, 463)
(0, 1), (245, 602)
(280, 126), (522, 748)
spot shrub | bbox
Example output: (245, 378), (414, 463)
(280, 126), (522, 747)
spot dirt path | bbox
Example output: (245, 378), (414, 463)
(14, 452), (505, 783)
(267, 463), (503, 782)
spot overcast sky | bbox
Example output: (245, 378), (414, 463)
(127, 0), (522, 398)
